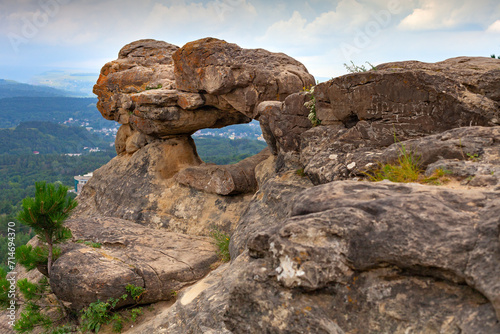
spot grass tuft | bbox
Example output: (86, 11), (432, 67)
(210, 228), (230, 262)
(365, 144), (451, 185)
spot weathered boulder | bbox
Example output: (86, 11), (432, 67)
(314, 56), (500, 147)
(173, 37), (315, 117)
(175, 148), (271, 195)
(93, 39), (251, 139)
(257, 92), (312, 155)
(254, 180), (500, 328)
(94, 37), (314, 143)
(229, 155), (314, 257)
(127, 178), (500, 334)
(301, 125), (500, 184)
(50, 217), (218, 310)
(93, 39), (179, 124)
(73, 137), (253, 236)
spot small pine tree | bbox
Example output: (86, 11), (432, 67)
(17, 182), (77, 277)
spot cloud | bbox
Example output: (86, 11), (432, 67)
(487, 20), (500, 33)
(0, 0), (257, 48)
(258, 0), (372, 52)
(142, 0), (257, 36)
(398, 0), (500, 31)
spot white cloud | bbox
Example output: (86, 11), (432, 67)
(486, 20), (500, 33)
(258, 0), (372, 51)
(398, 0), (500, 31)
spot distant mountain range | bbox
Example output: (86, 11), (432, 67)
(0, 96), (107, 129)
(29, 71), (98, 97)
(0, 121), (114, 155)
(0, 79), (77, 98)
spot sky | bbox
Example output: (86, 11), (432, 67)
(0, 0), (499, 93)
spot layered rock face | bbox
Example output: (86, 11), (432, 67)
(51, 217), (218, 310)
(136, 55), (498, 333)
(43, 38), (315, 315)
(15, 38), (500, 334)
(128, 159), (500, 334)
(315, 57), (500, 144)
(76, 38), (314, 228)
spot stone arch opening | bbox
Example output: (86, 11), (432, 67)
(93, 38), (315, 195)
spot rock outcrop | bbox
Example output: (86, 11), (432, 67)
(315, 56), (500, 146)
(50, 217), (218, 310)
(76, 37), (314, 234)
(127, 176), (500, 334)
(175, 147), (271, 195)
(301, 125), (500, 185)
(258, 56), (500, 180)
(94, 37), (314, 147)
(8, 38), (500, 334)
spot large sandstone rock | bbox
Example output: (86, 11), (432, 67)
(50, 217), (218, 310)
(94, 37), (313, 142)
(93, 39), (251, 139)
(173, 37), (315, 118)
(93, 39), (179, 124)
(175, 148), (271, 195)
(74, 138), (253, 236)
(126, 178), (500, 334)
(314, 56), (500, 147)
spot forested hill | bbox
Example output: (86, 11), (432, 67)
(0, 121), (114, 155)
(0, 79), (73, 98)
(194, 137), (267, 164)
(0, 96), (105, 128)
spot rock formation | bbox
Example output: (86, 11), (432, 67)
(50, 217), (218, 310)
(74, 37), (314, 233)
(6, 39), (500, 334)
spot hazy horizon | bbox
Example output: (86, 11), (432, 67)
(1, 0), (499, 93)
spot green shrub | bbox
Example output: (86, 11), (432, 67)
(80, 295), (127, 333)
(366, 144), (421, 183)
(125, 284), (145, 301)
(365, 143), (452, 185)
(344, 61), (377, 73)
(17, 182), (77, 277)
(303, 86), (321, 127)
(295, 168), (306, 177)
(129, 307), (143, 322)
(80, 284), (146, 333)
(12, 302), (52, 333)
(76, 239), (102, 248)
(210, 228), (231, 262)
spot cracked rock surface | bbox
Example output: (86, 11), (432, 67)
(49, 217), (218, 310)
(314, 56), (500, 147)
(128, 177), (500, 334)
(301, 125), (500, 185)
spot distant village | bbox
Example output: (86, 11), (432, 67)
(62, 117), (119, 138)
(63, 118), (265, 194)
(193, 120), (265, 141)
